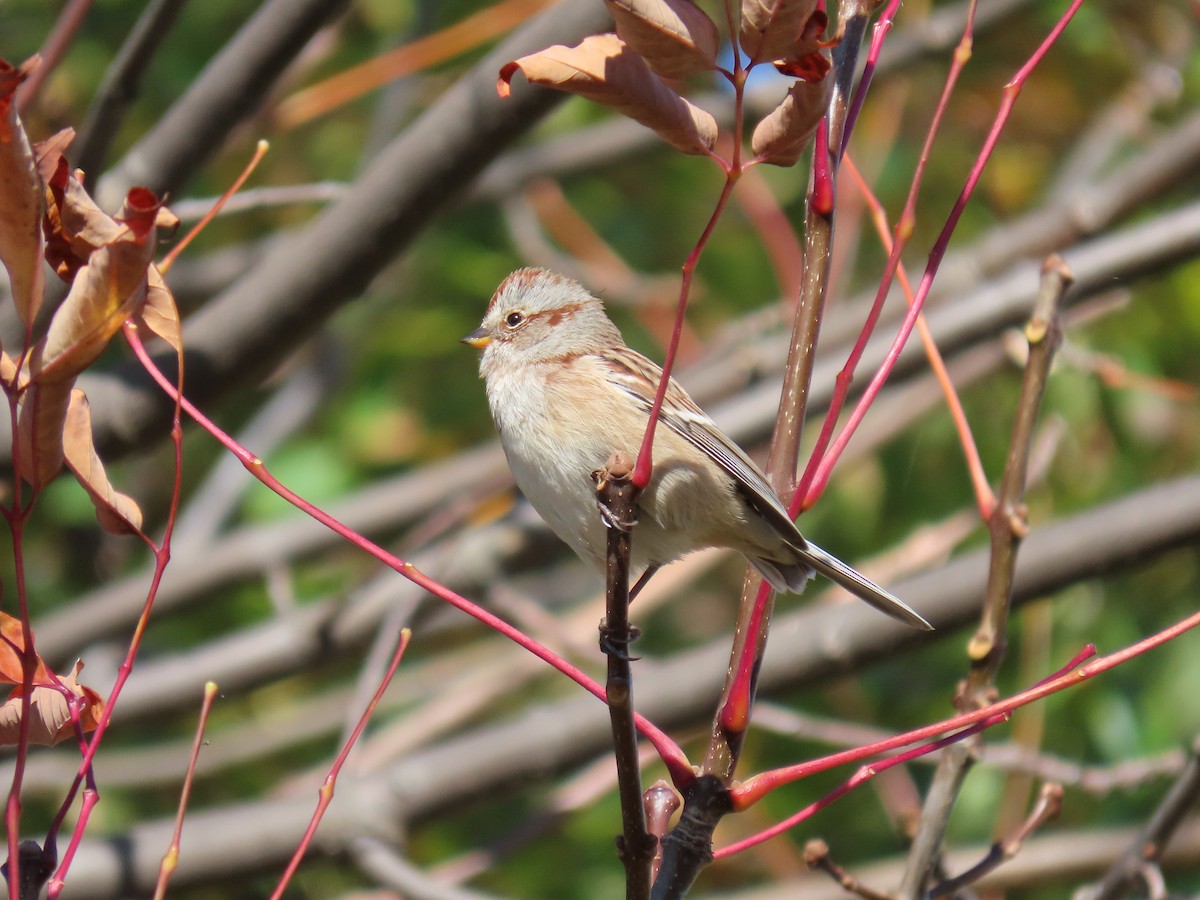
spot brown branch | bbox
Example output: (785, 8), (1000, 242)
(1078, 737), (1200, 900)
(95, 0), (352, 205)
(593, 452), (654, 898)
(72, 0), (191, 183)
(804, 839), (895, 900)
(930, 782), (1064, 896)
(900, 257), (1072, 896)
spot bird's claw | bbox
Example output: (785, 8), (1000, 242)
(599, 622), (642, 661)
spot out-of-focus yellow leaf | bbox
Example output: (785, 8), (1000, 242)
(605, 0), (720, 79)
(740, 0), (818, 64)
(499, 33), (717, 155)
(0, 57), (45, 326)
(751, 55), (832, 166)
(62, 389), (143, 534)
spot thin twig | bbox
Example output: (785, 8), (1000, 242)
(269, 629), (412, 900)
(930, 781), (1064, 896)
(899, 257), (1072, 896)
(1078, 737), (1200, 900)
(151, 682), (219, 900)
(594, 452), (654, 898)
(804, 839), (894, 900)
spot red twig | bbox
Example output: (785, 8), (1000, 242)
(718, 715), (998, 858)
(632, 45), (748, 492)
(720, 615), (1193, 846)
(152, 682), (219, 900)
(800, 0), (1085, 509)
(797, 1), (977, 510)
(632, 176), (737, 491)
(46, 328), (187, 899)
(158, 140), (270, 275)
(842, 153), (994, 515)
(270, 630), (411, 900)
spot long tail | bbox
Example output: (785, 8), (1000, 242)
(796, 541), (932, 630)
(753, 544), (932, 630)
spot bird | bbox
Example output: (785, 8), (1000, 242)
(462, 267), (931, 630)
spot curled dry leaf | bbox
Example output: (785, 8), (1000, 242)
(62, 389), (143, 534)
(739, 0), (819, 65)
(133, 265), (183, 354)
(38, 129), (122, 282)
(0, 660), (104, 747)
(31, 186), (160, 384)
(0, 57), (46, 326)
(605, 0), (720, 79)
(499, 33), (717, 156)
(751, 52), (833, 166)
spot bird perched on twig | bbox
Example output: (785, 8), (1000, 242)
(463, 267), (930, 630)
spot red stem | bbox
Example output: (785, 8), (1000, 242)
(734, 613), (1195, 810)
(270, 631), (412, 900)
(797, 5), (976, 510)
(718, 715), (998, 858)
(632, 174), (737, 490)
(801, 0), (1085, 506)
(47, 326), (187, 897)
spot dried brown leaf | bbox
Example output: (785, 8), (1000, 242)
(37, 130), (124, 282)
(0, 612), (50, 686)
(605, 0), (720, 79)
(0, 57), (45, 326)
(499, 33), (717, 155)
(31, 187), (161, 384)
(15, 380), (71, 490)
(133, 266), (183, 353)
(739, 0), (819, 64)
(63, 389), (143, 534)
(751, 55), (833, 166)
(0, 660), (104, 747)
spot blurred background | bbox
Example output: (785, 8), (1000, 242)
(1, 0), (1199, 896)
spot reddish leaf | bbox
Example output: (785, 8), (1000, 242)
(499, 33), (717, 155)
(0, 612), (50, 686)
(751, 54), (833, 166)
(30, 188), (160, 384)
(62, 389), (143, 534)
(15, 380), (71, 490)
(0, 660), (104, 747)
(739, 0), (819, 65)
(0, 57), (46, 325)
(605, 0), (720, 79)
(37, 130), (124, 282)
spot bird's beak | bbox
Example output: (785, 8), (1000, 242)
(460, 327), (491, 349)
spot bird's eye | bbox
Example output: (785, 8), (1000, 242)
(504, 311), (524, 329)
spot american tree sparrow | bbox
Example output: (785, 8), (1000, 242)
(463, 268), (930, 630)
